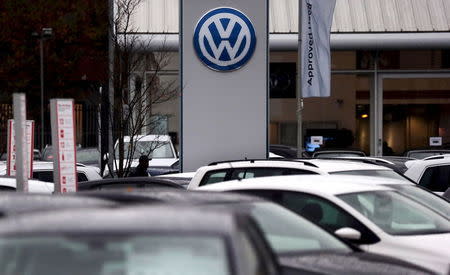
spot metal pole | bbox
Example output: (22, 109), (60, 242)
(108, 0), (115, 176)
(40, 38), (45, 150)
(296, 0), (303, 158)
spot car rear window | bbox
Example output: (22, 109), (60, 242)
(0, 235), (230, 275)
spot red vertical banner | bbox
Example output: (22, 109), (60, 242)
(50, 99), (77, 193)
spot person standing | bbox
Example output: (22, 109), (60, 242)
(130, 155), (150, 177)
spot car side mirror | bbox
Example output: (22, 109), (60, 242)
(443, 187), (450, 200)
(334, 227), (361, 241)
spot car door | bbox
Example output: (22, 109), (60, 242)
(239, 189), (380, 245)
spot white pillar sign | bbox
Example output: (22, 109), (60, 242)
(50, 99), (77, 193)
(181, 0), (268, 171)
(7, 120), (35, 178)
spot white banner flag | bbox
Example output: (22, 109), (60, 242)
(301, 0), (336, 98)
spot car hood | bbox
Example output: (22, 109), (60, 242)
(279, 251), (432, 275)
(369, 233), (450, 274)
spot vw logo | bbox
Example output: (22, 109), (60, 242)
(193, 7), (256, 71)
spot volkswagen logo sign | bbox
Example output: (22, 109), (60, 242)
(193, 7), (256, 71)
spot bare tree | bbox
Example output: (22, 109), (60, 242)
(101, 0), (178, 177)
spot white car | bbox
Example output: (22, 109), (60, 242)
(187, 158), (406, 189)
(0, 161), (101, 183)
(106, 135), (178, 176)
(404, 154), (450, 195)
(0, 177), (54, 193)
(31, 161), (102, 183)
(200, 175), (450, 274)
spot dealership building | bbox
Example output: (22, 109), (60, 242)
(129, 0), (450, 155)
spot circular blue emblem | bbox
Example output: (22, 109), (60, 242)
(193, 7), (257, 71)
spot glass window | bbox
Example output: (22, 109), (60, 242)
(339, 191), (450, 235)
(389, 184), (450, 219)
(248, 202), (351, 253)
(232, 168), (317, 180)
(419, 165), (450, 192)
(33, 171), (53, 182)
(330, 170), (406, 181)
(244, 190), (379, 244)
(0, 235), (230, 275)
(76, 149), (100, 164)
(201, 171), (228, 186)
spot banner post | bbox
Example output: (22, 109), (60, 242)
(298, 0), (336, 156)
(50, 99), (78, 193)
(7, 120), (35, 179)
(12, 94), (29, 192)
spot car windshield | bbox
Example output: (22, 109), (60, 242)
(0, 235), (229, 275)
(116, 141), (174, 159)
(338, 191), (450, 235)
(218, 202), (351, 254)
(76, 149), (100, 164)
(330, 170), (407, 181)
(387, 184), (450, 220)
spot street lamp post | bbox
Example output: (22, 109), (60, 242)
(32, 28), (53, 150)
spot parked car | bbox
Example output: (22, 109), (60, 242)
(405, 149), (450, 159)
(105, 134), (179, 177)
(187, 158), (407, 189)
(201, 175), (450, 274)
(312, 149), (366, 158)
(0, 176), (53, 193)
(404, 154), (450, 195)
(0, 205), (280, 275)
(30, 161), (102, 183)
(80, 190), (432, 275)
(78, 177), (185, 191)
(269, 144), (308, 158)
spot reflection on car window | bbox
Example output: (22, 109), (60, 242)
(339, 191), (450, 235)
(243, 190), (379, 244)
(419, 165), (450, 192)
(0, 235), (230, 275)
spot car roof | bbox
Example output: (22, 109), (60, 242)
(304, 159), (392, 172)
(205, 159), (319, 168)
(405, 154), (450, 168)
(123, 135), (171, 142)
(77, 177), (185, 191)
(200, 174), (394, 195)
(80, 190), (265, 205)
(0, 205), (243, 235)
(0, 193), (116, 216)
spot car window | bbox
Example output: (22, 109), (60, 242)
(232, 168), (317, 180)
(339, 191), (450, 235)
(241, 190), (379, 244)
(201, 171), (229, 186)
(201, 168), (318, 186)
(77, 173), (88, 182)
(389, 185), (450, 219)
(0, 235), (230, 275)
(33, 171), (53, 182)
(419, 165), (450, 192)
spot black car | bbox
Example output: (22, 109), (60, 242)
(78, 177), (185, 191)
(0, 205), (280, 275)
(312, 148), (366, 158)
(405, 149), (450, 159)
(80, 190), (432, 275)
